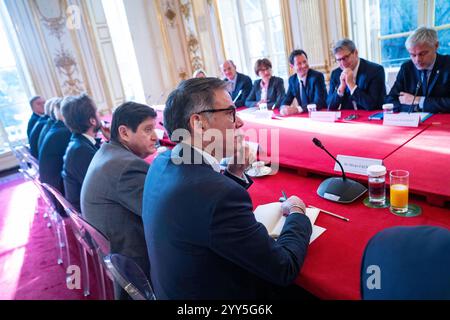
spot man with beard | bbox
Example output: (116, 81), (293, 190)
(61, 94), (110, 212)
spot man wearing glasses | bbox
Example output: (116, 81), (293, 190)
(142, 78), (312, 299)
(385, 27), (450, 113)
(327, 39), (386, 111)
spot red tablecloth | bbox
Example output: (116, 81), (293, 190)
(248, 167), (450, 299)
(239, 110), (429, 177)
(384, 123), (450, 205)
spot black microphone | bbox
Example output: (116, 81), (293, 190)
(408, 77), (422, 114)
(311, 137), (367, 203)
(312, 138), (346, 181)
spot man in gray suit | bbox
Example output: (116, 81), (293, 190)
(80, 102), (158, 299)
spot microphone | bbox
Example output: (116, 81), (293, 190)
(313, 138), (346, 180)
(408, 77), (422, 114)
(312, 137), (367, 203)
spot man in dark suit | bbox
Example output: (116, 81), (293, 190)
(281, 49), (327, 115)
(245, 58), (285, 109)
(81, 102), (158, 300)
(38, 100), (71, 197)
(221, 60), (252, 107)
(37, 98), (59, 153)
(27, 96), (45, 140)
(143, 78), (312, 300)
(386, 27), (450, 113)
(61, 94), (110, 212)
(327, 39), (386, 111)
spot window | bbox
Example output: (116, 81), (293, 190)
(0, 3), (33, 154)
(217, 0), (288, 80)
(350, 0), (450, 68)
(102, 0), (146, 104)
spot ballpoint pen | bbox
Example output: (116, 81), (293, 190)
(281, 190), (288, 202)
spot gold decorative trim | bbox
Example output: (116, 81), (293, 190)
(164, 0), (177, 27)
(339, 0), (349, 38)
(154, 0), (178, 85)
(63, 0), (91, 97)
(30, 0), (63, 96)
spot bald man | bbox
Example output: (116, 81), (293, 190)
(221, 60), (252, 107)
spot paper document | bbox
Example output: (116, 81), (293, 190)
(254, 202), (326, 243)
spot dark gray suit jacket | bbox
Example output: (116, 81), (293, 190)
(80, 140), (150, 274)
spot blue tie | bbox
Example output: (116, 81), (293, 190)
(421, 70), (428, 97)
(300, 80), (308, 108)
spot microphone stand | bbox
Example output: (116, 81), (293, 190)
(408, 78), (422, 114)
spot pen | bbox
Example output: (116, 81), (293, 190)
(281, 190), (287, 202)
(308, 205), (350, 222)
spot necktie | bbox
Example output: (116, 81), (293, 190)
(421, 70), (428, 97)
(300, 80), (308, 108)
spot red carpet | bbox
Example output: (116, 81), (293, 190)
(0, 173), (101, 300)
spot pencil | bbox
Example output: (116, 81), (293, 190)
(308, 205), (350, 222)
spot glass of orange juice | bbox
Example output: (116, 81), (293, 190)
(390, 170), (409, 215)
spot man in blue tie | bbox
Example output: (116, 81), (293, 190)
(386, 27), (450, 113)
(280, 50), (327, 116)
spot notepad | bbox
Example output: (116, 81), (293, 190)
(254, 202), (326, 243)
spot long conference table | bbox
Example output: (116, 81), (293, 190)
(152, 107), (450, 299)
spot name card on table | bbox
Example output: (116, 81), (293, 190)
(254, 110), (273, 120)
(383, 113), (420, 127)
(335, 155), (383, 176)
(310, 111), (340, 122)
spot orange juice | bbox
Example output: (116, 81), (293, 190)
(390, 184), (408, 208)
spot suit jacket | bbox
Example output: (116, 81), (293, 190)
(281, 69), (327, 110)
(385, 54), (450, 113)
(37, 118), (55, 155)
(38, 120), (71, 195)
(62, 134), (100, 212)
(27, 113), (40, 140)
(245, 76), (286, 109)
(224, 72), (253, 107)
(29, 115), (48, 159)
(327, 58), (386, 110)
(142, 144), (312, 299)
(81, 140), (150, 276)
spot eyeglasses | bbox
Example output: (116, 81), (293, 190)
(335, 51), (354, 63)
(196, 106), (237, 123)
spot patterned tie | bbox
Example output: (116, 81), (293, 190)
(300, 80), (308, 108)
(421, 70), (428, 97)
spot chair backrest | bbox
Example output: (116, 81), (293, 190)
(361, 225), (450, 300)
(103, 253), (156, 300)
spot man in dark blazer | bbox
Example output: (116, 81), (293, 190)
(281, 49), (327, 115)
(245, 58), (285, 109)
(27, 96), (45, 140)
(61, 94), (110, 212)
(81, 102), (158, 300)
(327, 39), (386, 111)
(386, 27), (450, 113)
(37, 98), (59, 153)
(38, 102), (71, 197)
(221, 60), (252, 107)
(143, 78), (312, 300)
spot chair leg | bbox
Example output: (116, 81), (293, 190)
(78, 244), (90, 297)
(93, 253), (108, 300)
(52, 213), (64, 265)
(60, 219), (71, 268)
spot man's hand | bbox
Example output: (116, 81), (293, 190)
(338, 72), (347, 95)
(281, 196), (306, 216)
(227, 137), (252, 178)
(343, 68), (356, 91)
(399, 92), (421, 105)
(280, 105), (301, 116)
